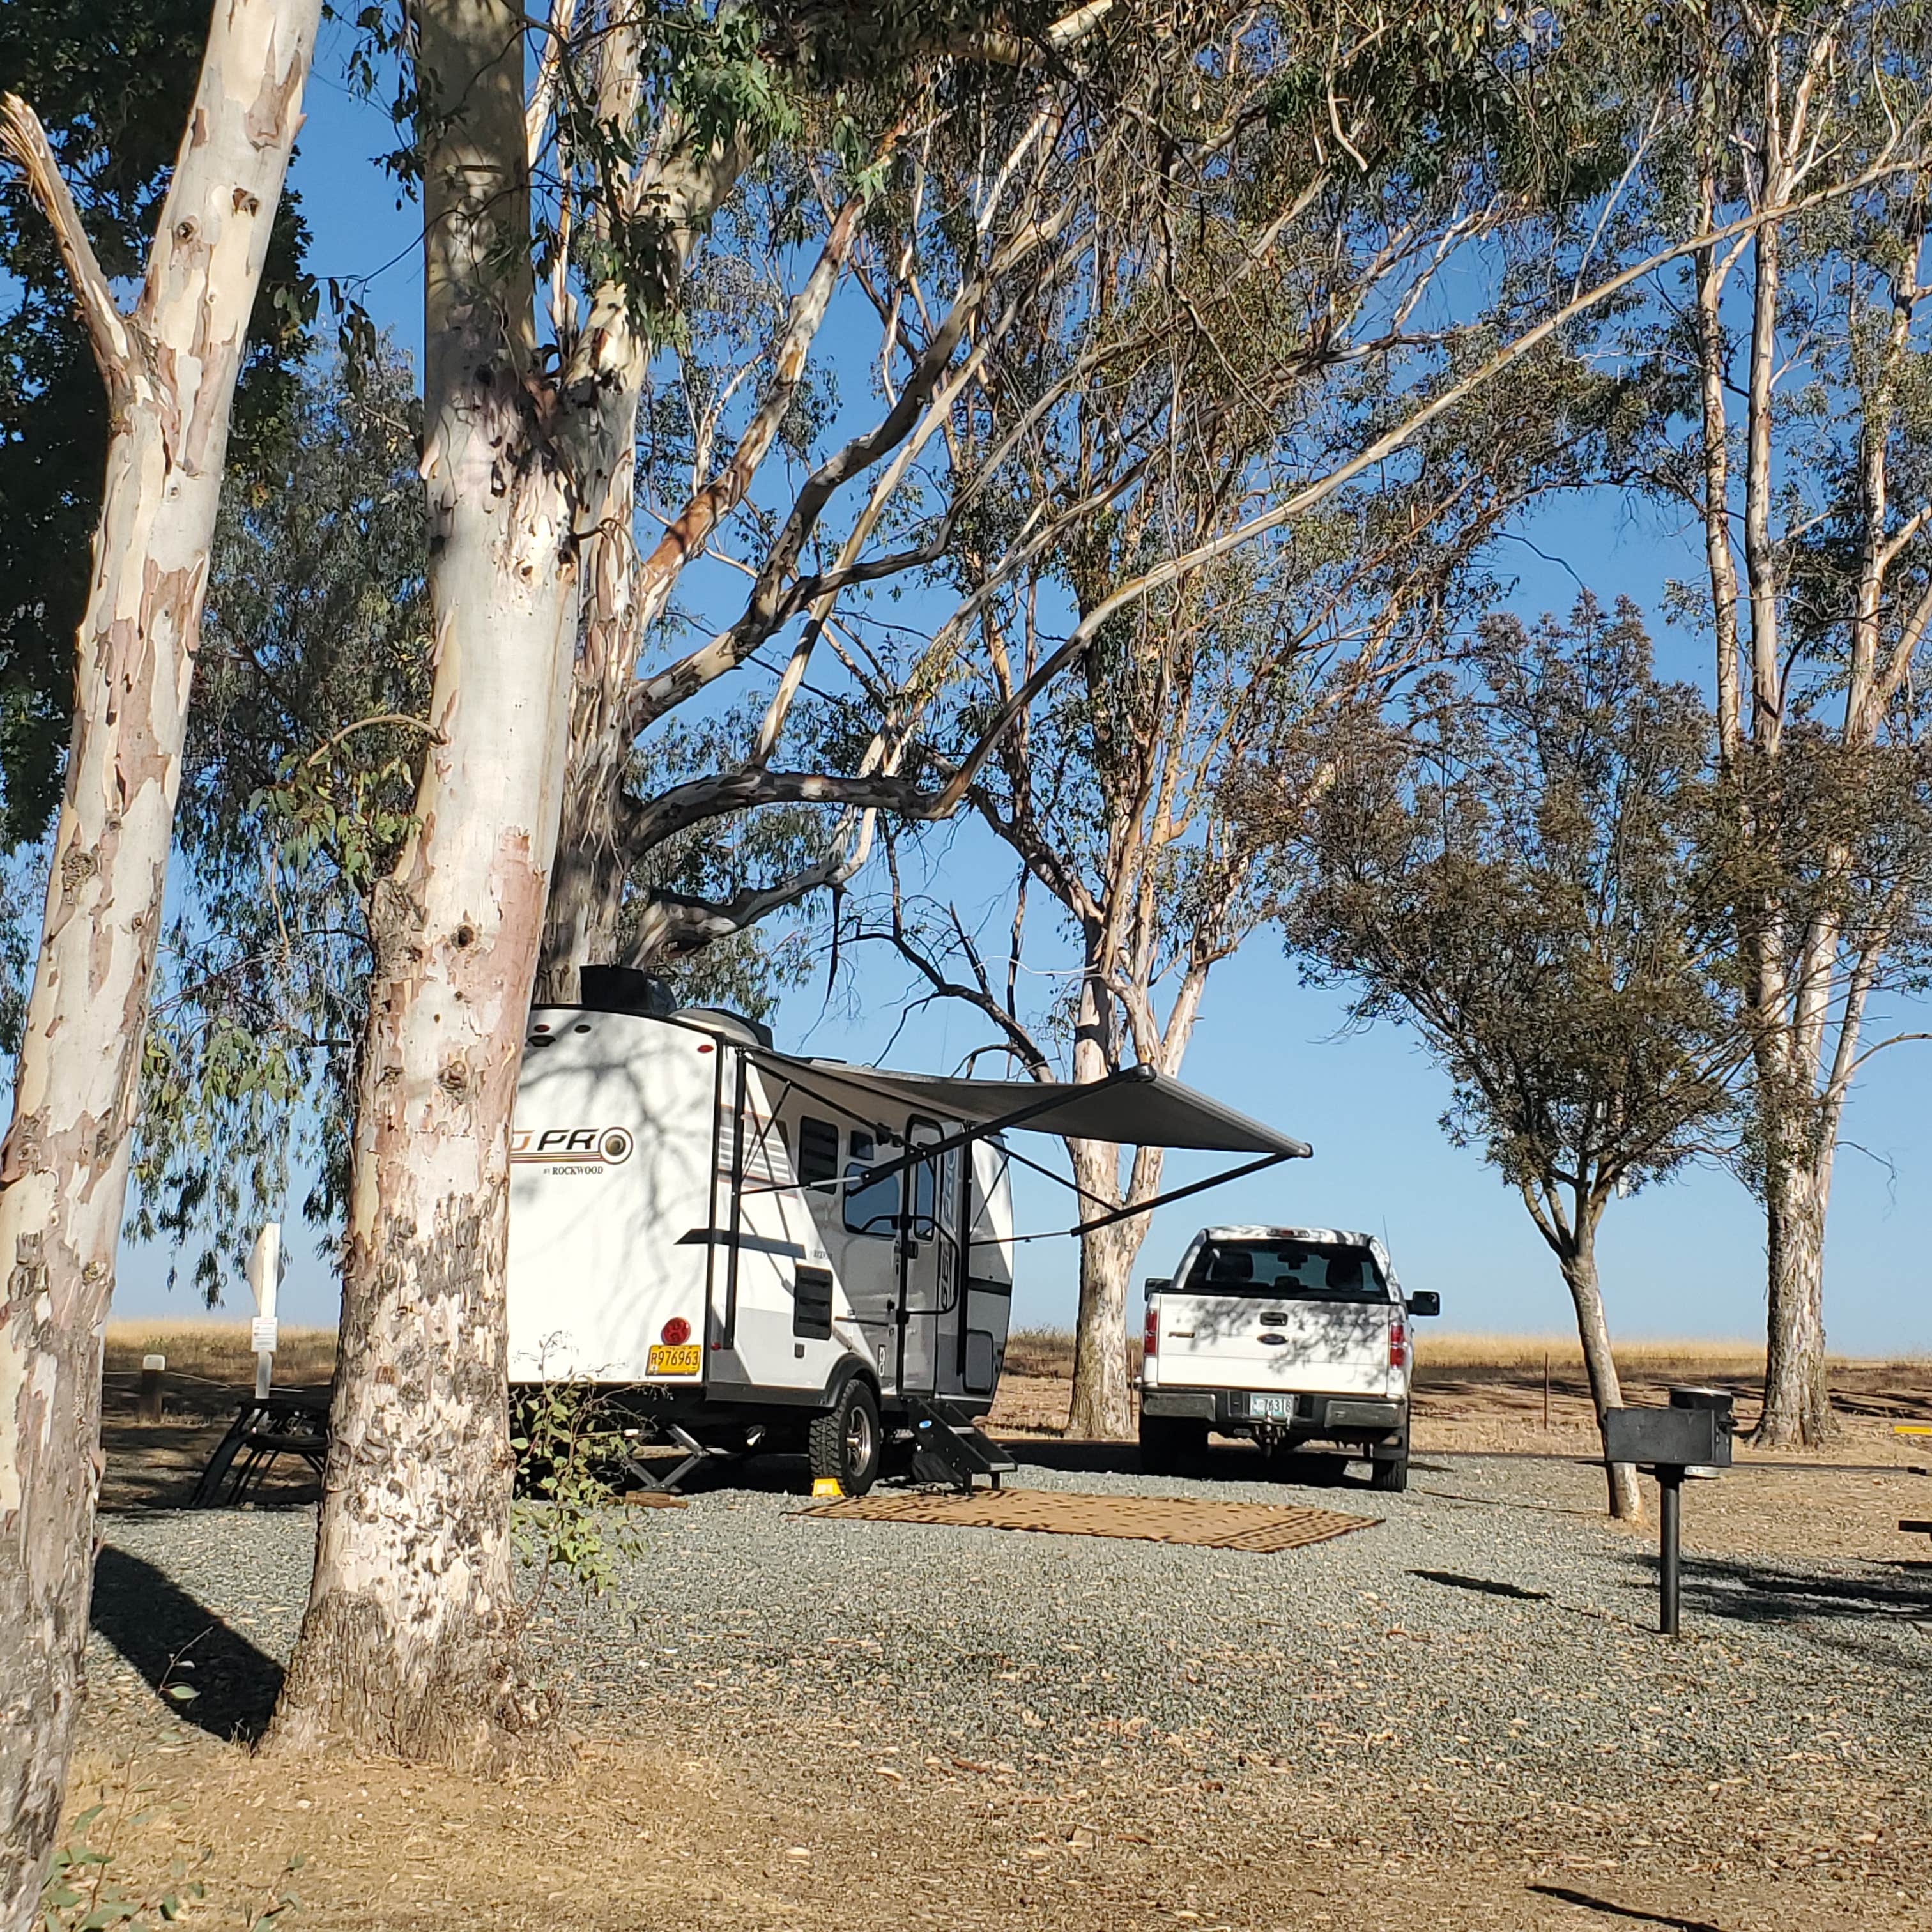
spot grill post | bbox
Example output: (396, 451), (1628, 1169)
(1657, 1468), (1683, 1636)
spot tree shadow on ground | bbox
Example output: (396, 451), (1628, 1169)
(1411, 1568), (1551, 1602)
(1527, 1884), (1722, 1930)
(1594, 1549), (1932, 1667)
(1663, 1554), (1932, 1625)
(90, 1545), (284, 1743)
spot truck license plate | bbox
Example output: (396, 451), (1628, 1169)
(1250, 1393), (1293, 1420)
(647, 1344), (702, 1377)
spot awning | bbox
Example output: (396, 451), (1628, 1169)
(749, 1054), (1311, 1160)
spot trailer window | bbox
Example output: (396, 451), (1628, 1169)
(843, 1160), (900, 1237)
(909, 1153), (937, 1238)
(793, 1265), (834, 1340)
(1183, 1239), (1387, 1303)
(797, 1116), (839, 1186)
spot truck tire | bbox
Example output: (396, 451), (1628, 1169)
(1140, 1416), (1207, 1476)
(1368, 1449), (1409, 1492)
(809, 1379), (882, 1496)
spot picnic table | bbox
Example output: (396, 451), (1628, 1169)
(189, 1390), (332, 1506)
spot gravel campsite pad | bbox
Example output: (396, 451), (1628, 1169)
(77, 1446), (1932, 1928)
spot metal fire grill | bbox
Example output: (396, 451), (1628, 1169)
(797, 1487), (1375, 1552)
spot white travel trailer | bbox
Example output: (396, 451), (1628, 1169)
(507, 978), (1311, 1493)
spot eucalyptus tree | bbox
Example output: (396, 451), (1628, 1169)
(836, 0), (1685, 1438)
(0, 0), (320, 1918)
(0, 1), (314, 848)
(1278, 597), (1746, 1520)
(263, 0), (1097, 1769)
(1636, 0), (1932, 1445)
(531, 3), (1148, 1001)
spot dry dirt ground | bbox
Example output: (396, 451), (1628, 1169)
(54, 1722), (1931, 1932)
(70, 1334), (1932, 1931)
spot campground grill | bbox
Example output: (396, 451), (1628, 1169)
(797, 1485), (1374, 1552)
(1604, 1384), (1736, 1635)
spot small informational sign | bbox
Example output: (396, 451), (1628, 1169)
(251, 1316), (279, 1354)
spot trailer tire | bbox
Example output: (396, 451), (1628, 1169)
(809, 1379), (882, 1496)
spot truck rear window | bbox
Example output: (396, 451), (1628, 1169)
(1181, 1239), (1387, 1304)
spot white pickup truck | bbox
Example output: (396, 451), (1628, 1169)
(1137, 1225), (1438, 1491)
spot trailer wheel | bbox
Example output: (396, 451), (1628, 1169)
(809, 1380), (882, 1496)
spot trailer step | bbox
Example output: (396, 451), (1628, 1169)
(902, 1395), (1016, 1492)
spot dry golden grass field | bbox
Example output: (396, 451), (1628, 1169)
(104, 1319), (337, 1390)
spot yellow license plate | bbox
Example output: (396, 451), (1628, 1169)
(647, 1344), (702, 1377)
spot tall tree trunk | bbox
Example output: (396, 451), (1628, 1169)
(533, 489), (642, 1006)
(1758, 1153), (1833, 1447)
(263, 0), (577, 1768)
(1557, 1229), (1642, 1523)
(0, 4), (319, 1919)
(1064, 1138), (1140, 1439)
(532, 185), (859, 1006)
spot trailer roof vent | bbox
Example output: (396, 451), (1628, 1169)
(674, 1005), (775, 1048)
(579, 965), (675, 1017)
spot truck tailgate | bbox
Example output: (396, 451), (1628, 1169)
(1156, 1291), (1393, 1395)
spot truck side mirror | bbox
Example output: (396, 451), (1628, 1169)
(1143, 1276), (1171, 1298)
(1407, 1291), (1440, 1317)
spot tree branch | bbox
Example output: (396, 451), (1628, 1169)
(624, 767), (943, 851)
(0, 92), (135, 402)
(916, 139), (1932, 822)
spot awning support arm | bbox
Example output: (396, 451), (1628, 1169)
(1064, 1151), (1294, 1239)
(993, 1135), (1123, 1219)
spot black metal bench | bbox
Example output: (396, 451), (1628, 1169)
(190, 1392), (331, 1506)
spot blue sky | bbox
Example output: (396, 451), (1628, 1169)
(109, 41), (1932, 1356)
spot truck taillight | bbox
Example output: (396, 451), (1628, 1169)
(1143, 1305), (1158, 1358)
(1389, 1319), (1409, 1370)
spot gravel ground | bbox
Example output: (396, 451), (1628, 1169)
(86, 1449), (1932, 1906)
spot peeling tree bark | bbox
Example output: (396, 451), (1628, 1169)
(0, 4), (320, 1920)
(263, 0), (579, 1768)
(1758, 1154), (1834, 1448)
(1064, 1139), (1147, 1440)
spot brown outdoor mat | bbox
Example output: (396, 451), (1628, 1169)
(797, 1486), (1375, 1552)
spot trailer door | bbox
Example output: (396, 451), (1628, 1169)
(894, 1119), (958, 1396)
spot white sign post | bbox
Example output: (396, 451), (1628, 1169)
(246, 1222), (281, 1400)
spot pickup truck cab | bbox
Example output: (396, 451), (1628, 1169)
(1138, 1225), (1439, 1491)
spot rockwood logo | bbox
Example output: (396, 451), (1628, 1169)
(511, 1126), (634, 1165)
